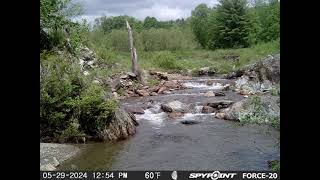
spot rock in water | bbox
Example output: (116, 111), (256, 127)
(168, 112), (184, 119)
(215, 92), (225, 96)
(207, 100), (234, 109)
(98, 108), (136, 141)
(181, 120), (200, 125)
(202, 106), (216, 113)
(204, 91), (215, 97)
(161, 101), (189, 113)
(206, 80), (214, 85)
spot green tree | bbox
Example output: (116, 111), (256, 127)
(210, 0), (250, 49)
(190, 4), (211, 48)
(40, 0), (83, 51)
(143, 16), (160, 29)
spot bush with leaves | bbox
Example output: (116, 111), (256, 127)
(40, 51), (118, 142)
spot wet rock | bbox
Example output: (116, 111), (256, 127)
(163, 90), (171, 94)
(161, 101), (189, 113)
(128, 112), (139, 126)
(181, 120), (200, 125)
(223, 84), (231, 91)
(124, 106), (145, 114)
(206, 79), (214, 85)
(98, 108), (136, 141)
(168, 112), (184, 119)
(135, 89), (150, 96)
(215, 92), (226, 96)
(207, 100), (234, 109)
(202, 106), (216, 113)
(204, 91), (215, 97)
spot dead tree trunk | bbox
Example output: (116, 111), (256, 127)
(126, 20), (140, 76)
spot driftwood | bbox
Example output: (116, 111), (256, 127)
(126, 20), (140, 78)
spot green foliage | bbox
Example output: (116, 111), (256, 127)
(40, 52), (84, 138)
(70, 85), (118, 135)
(209, 0), (250, 49)
(141, 28), (197, 51)
(59, 121), (85, 142)
(40, 0), (86, 51)
(239, 95), (280, 130)
(40, 51), (118, 141)
(191, 4), (211, 48)
(189, 0), (279, 48)
(270, 161), (280, 171)
(151, 52), (182, 71)
(148, 78), (160, 86)
(143, 16), (160, 29)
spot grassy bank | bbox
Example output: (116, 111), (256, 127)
(91, 39), (279, 75)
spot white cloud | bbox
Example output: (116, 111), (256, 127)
(73, 0), (219, 23)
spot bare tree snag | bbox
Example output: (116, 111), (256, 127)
(126, 20), (140, 77)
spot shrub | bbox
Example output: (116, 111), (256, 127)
(152, 52), (182, 71)
(40, 51), (118, 141)
(71, 84), (118, 136)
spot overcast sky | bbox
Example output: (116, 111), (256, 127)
(73, 0), (219, 23)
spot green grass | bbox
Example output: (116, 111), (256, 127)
(90, 39), (279, 75)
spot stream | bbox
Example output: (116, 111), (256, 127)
(59, 77), (280, 171)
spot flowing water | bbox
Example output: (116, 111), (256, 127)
(59, 78), (280, 171)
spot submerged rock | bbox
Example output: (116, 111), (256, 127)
(168, 112), (184, 119)
(180, 120), (200, 125)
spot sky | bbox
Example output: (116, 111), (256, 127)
(73, 0), (219, 23)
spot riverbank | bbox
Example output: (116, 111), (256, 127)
(40, 143), (81, 171)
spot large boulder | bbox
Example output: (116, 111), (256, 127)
(219, 94), (280, 125)
(98, 108), (136, 141)
(226, 54), (280, 83)
(161, 101), (189, 113)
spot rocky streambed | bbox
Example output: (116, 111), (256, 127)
(41, 54), (280, 171)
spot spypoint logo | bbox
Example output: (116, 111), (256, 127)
(189, 171), (237, 180)
(171, 171), (178, 180)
